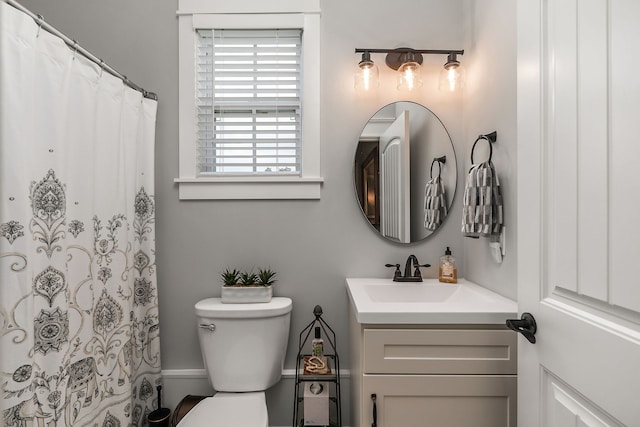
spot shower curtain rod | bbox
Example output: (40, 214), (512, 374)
(6, 0), (158, 101)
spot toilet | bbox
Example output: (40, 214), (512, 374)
(177, 297), (293, 427)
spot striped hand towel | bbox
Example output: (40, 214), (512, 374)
(461, 161), (503, 238)
(424, 176), (448, 231)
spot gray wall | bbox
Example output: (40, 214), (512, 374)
(462, 0), (517, 300)
(16, 0), (516, 424)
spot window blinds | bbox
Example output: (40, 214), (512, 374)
(196, 29), (302, 175)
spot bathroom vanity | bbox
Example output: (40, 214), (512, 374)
(347, 278), (518, 427)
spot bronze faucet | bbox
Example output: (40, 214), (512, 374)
(385, 254), (430, 282)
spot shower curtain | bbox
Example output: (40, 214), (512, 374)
(0, 3), (161, 426)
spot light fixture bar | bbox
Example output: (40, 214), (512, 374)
(354, 48), (464, 55)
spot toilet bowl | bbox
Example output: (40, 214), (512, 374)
(177, 297), (292, 426)
(176, 392), (268, 427)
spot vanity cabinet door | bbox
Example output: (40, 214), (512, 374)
(361, 374), (517, 427)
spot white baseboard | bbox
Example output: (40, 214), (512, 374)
(160, 368), (350, 427)
(161, 368), (351, 380)
(161, 368), (207, 379)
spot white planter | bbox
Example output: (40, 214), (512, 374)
(221, 285), (273, 303)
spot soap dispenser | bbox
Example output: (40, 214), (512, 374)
(439, 247), (458, 284)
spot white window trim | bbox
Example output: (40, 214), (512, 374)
(176, 0), (323, 200)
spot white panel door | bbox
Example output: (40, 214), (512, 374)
(517, 0), (640, 426)
(379, 111), (410, 243)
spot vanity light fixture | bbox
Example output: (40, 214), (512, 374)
(354, 48), (464, 93)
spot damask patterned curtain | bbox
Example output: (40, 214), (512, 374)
(0, 3), (161, 426)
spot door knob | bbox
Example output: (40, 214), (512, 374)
(506, 312), (537, 344)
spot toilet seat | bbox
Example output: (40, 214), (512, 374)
(176, 392), (268, 427)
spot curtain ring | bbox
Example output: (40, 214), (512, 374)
(71, 40), (78, 60)
(470, 131), (497, 164)
(35, 15), (44, 38)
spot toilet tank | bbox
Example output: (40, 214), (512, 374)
(195, 297), (292, 392)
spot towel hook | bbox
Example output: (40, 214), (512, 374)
(430, 155), (446, 179)
(471, 131), (497, 164)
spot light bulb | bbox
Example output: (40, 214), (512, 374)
(439, 56), (465, 92)
(355, 62), (379, 93)
(355, 53), (379, 95)
(397, 61), (422, 92)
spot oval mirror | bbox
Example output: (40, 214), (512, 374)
(353, 102), (457, 243)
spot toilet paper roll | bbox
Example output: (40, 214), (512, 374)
(303, 382), (329, 426)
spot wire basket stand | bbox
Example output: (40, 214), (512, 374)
(292, 305), (342, 427)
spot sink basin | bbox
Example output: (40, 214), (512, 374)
(347, 278), (517, 324)
(364, 283), (460, 303)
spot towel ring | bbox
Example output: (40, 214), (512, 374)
(471, 131), (497, 164)
(430, 156), (446, 179)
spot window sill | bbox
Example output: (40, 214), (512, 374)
(174, 176), (324, 200)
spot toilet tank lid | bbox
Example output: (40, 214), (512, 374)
(195, 297), (292, 318)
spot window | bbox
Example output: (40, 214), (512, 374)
(176, 1), (322, 200)
(197, 29), (302, 175)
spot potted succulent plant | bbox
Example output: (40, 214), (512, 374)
(257, 268), (277, 287)
(220, 267), (277, 303)
(220, 267), (240, 287)
(239, 271), (259, 286)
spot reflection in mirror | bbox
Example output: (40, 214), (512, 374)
(354, 102), (457, 243)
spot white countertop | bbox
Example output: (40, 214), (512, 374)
(346, 277), (517, 324)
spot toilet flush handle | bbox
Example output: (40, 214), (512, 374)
(199, 323), (216, 332)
